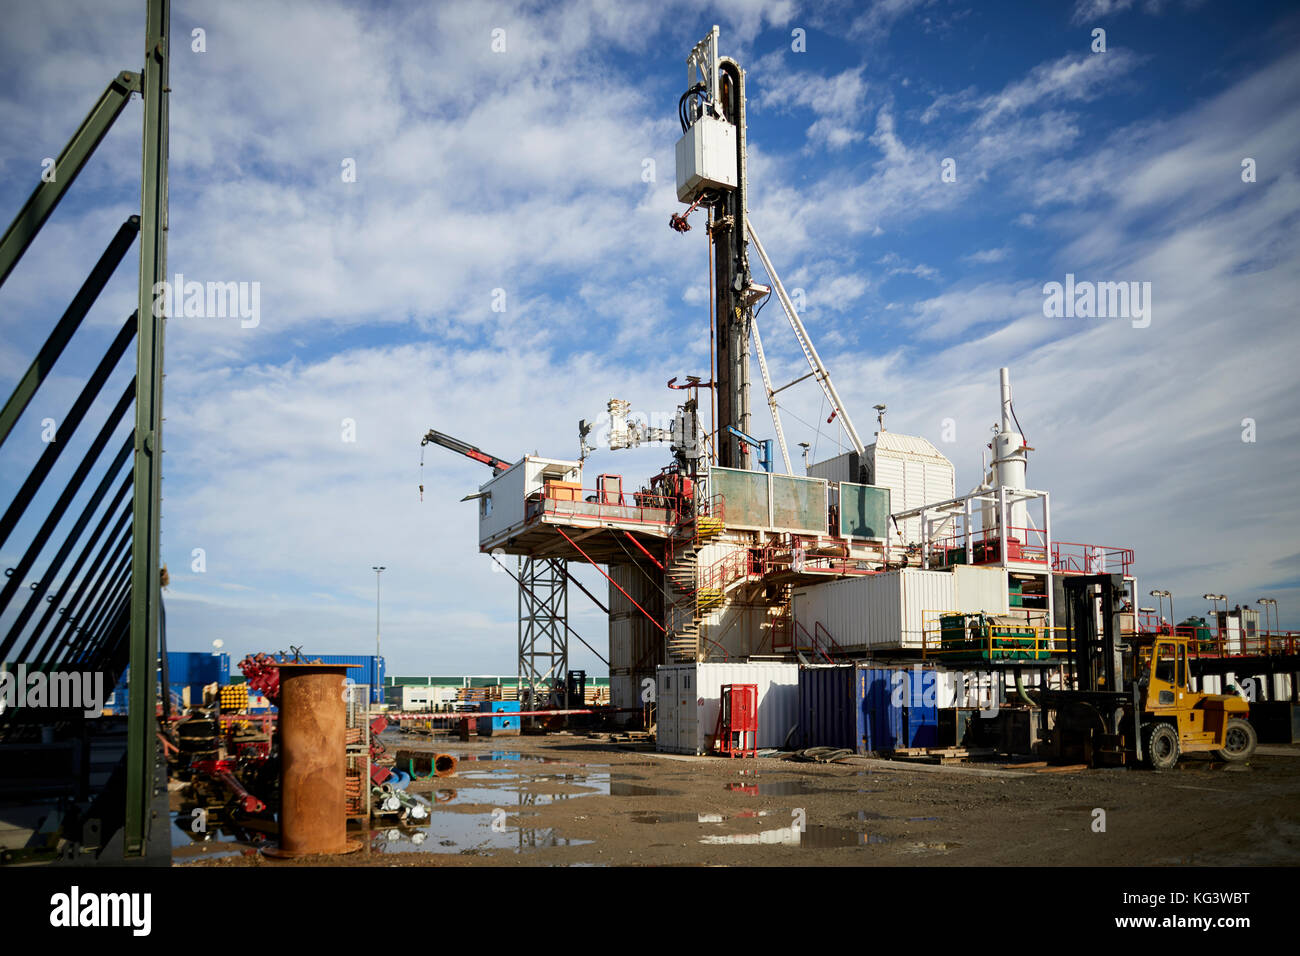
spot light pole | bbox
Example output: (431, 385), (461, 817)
(372, 566), (386, 662)
(1149, 589), (1172, 626)
(1257, 598), (1278, 635)
(1203, 593), (1226, 637)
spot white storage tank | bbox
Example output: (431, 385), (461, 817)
(655, 662), (799, 754)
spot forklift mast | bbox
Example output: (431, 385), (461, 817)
(1062, 574), (1128, 693)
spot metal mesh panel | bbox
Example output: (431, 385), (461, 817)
(839, 482), (890, 539)
(710, 467), (770, 528)
(771, 474), (826, 533)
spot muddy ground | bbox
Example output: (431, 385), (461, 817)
(175, 730), (1300, 866)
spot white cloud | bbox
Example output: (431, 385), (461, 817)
(963, 247), (1009, 264)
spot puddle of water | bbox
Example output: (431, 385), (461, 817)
(631, 811), (725, 824)
(169, 809), (272, 863)
(700, 825), (886, 847)
(725, 780), (824, 796)
(609, 776), (682, 797)
(908, 816), (940, 822)
(857, 810), (887, 820)
(368, 810), (593, 856)
(631, 809), (773, 825)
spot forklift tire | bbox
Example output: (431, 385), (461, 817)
(1143, 722), (1180, 770)
(1215, 717), (1257, 763)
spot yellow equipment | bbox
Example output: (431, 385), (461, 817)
(1040, 574), (1257, 769)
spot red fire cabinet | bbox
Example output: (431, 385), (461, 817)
(713, 683), (758, 758)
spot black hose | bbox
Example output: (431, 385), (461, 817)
(678, 83), (706, 132)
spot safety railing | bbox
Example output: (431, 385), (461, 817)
(528, 487), (678, 528)
(793, 620), (835, 664)
(760, 545), (879, 578)
(926, 526), (1050, 568)
(1129, 625), (1300, 659)
(699, 547), (758, 593)
(1051, 541), (1134, 576)
(920, 612), (1067, 660)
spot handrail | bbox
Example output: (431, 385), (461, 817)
(1131, 625), (1300, 659)
(531, 487), (678, 527)
(814, 621), (843, 657)
(920, 612), (1067, 660)
(793, 620), (833, 663)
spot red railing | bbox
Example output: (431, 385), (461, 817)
(529, 487), (677, 528)
(793, 620), (835, 663)
(1051, 541), (1134, 576)
(1130, 624), (1300, 659)
(699, 547), (759, 593)
(925, 526), (1050, 567)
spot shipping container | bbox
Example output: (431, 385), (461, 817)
(655, 662), (798, 754)
(799, 665), (861, 751)
(792, 567), (1007, 651)
(308, 655), (385, 703)
(798, 664), (939, 753)
(477, 700), (521, 736)
(165, 651), (230, 689)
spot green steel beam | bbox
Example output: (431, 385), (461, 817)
(0, 217), (139, 449)
(125, 0), (169, 858)
(0, 72), (140, 290)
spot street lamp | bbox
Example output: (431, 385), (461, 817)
(1257, 598), (1278, 635)
(1203, 593), (1227, 636)
(372, 566), (386, 661)
(1149, 589), (1173, 624)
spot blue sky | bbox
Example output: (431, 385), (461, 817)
(1, 0), (1298, 676)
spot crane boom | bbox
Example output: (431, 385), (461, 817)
(421, 429), (514, 473)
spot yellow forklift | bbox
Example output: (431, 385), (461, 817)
(1040, 574), (1257, 769)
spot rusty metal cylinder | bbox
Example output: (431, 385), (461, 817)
(267, 662), (359, 858)
(434, 754), (457, 777)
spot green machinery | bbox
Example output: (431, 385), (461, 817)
(939, 612), (1052, 661)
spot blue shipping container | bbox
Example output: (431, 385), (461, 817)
(165, 651), (230, 689)
(476, 700), (521, 736)
(799, 665), (938, 753)
(799, 665), (861, 751)
(310, 655), (385, 704)
(861, 667), (938, 751)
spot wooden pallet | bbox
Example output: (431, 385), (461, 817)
(890, 746), (997, 765)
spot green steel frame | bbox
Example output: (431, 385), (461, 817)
(125, 0), (170, 858)
(0, 0), (170, 862)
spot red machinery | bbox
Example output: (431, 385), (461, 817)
(712, 683), (758, 758)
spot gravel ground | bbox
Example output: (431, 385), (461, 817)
(176, 733), (1300, 867)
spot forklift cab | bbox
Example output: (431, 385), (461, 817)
(1136, 634), (1253, 762)
(1137, 636), (1189, 710)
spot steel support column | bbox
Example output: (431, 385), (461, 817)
(124, 0), (169, 857)
(517, 557), (569, 714)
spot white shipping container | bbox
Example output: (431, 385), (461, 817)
(655, 662), (799, 754)
(952, 565), (1009, 615)
(792, 567), (1007, 650)
(791, 569), (950, 650)
(478, 455), (582, 550)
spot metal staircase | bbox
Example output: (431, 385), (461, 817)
(664, 501), (726, 663)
